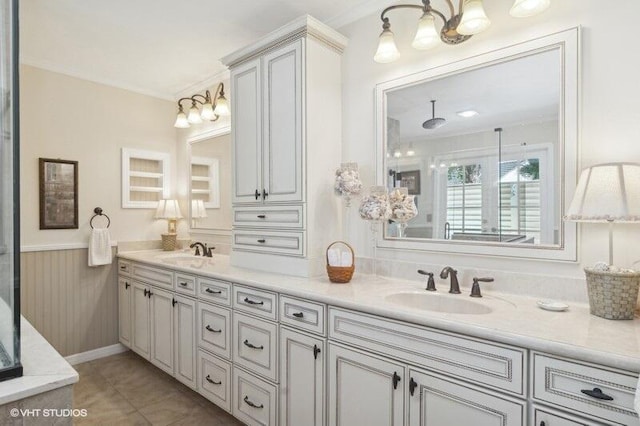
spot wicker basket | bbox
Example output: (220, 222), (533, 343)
(161, 233), (177, 251)
(584, 268), (640, 320)
(326, 241), (355, 284)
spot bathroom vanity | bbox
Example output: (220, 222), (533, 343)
(117, 250), (640, 426)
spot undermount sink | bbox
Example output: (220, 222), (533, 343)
(157, 253), (213, 267)
(385, 292), (493, 315)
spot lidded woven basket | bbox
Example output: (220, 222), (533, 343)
(584, 268), (640, 320)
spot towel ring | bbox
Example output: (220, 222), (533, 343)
(90, 207), (111, 229)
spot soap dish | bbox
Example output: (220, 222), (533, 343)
(537, 300), (569, 312)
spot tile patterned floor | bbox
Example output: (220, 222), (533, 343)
(73, 351), (242, 425)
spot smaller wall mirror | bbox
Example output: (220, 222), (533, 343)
(188, 127), (232, 234)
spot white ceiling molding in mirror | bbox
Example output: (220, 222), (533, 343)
(375, 27), (579, 261)
(187, 126), (232, 236)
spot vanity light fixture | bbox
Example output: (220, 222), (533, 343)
(174, 83), (230, 128)
(374, 0), (551, 63)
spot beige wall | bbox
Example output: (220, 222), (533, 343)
(20, 65), (180, 247)
(339, 0), (640, 277)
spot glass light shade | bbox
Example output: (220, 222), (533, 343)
(191, 199), (207, 219)
(187, 105), (203, 124)
(174, 111), (190, 128)
(457, 0), (491, 35)
(412, 13), (441, 50)
(200, 101), (216, 120)
(155, 199), (183, 219)
(510, 0), (550, 17)
(374, 28), (400, 63)
(565, 163), (640, 223)
(213, 95), (231, 117)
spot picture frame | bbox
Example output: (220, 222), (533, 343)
(398, 170), (421, 195)
(39, 158), (78, 229)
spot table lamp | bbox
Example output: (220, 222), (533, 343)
(565, 162), (640, 319)
(191, 199), (208, 228)
(155, 199), (183, 251)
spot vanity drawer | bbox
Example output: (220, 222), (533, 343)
(233, 285), (278, 321)
(532, 405), (612, 426)
(532, 353), (638, 425)
(118, 260), (132, 275)
(279, 295), (326, 336)
(329, 307), (526, 395)
(197, 349), (232, 413)
(175, 273), (196, 296)
(198, 277), (231, 306)
(233, 367), (278, 426)
(233, 230), (304, 257)
(233, 312), (278, 382)
(198, 302), (231, 360)
(234, 205), (304, 229)
(131, 263), (173, 290)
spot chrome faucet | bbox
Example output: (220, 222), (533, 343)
(440, 266), (461, 294)
(190, 242), (214, 257)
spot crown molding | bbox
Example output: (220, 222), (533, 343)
(20, 56), (176, 101)
(324, 0), (390, 29)
(173, 68), (230, 100)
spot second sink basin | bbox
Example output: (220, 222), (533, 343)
(385, 292), (493, 315)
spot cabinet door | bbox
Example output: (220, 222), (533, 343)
(131, 281), (150, 359)
(261, 40), (303, 203)
(280, 327), (325, 426)
(118, 277), (133, 348)
(408, 368), (524, 426)
(328, 343), (405, 426)
(150, 287), (174, 374)
(232, 58), (262, 204)
(173, 295), (196, 389)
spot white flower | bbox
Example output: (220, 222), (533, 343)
(334, 167), (363, 197)
(359, 193), (390, 221)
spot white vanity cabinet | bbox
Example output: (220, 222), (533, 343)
(223, 16), (347, 277)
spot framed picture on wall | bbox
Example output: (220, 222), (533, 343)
(397, 170), (421, 195)
(39, 158), (78, 229)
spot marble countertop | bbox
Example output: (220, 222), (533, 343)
(119, 250), (640, 373)
(0, 318), (78, 405)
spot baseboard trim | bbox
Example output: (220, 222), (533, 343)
(65, 343), (128, 365)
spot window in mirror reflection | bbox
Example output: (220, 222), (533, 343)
(384, 48), (561, 246)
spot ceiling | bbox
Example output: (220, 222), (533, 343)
(19, 0), (384, 100)
(387, 49), (561, 141)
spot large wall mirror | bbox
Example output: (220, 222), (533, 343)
(376, 28), (579, 261)
(188, 127), (232, 234)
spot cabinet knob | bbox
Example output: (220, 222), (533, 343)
(257, 214), (266, 219)
(179, 282), (188, 287)
(125, 282), (130, 289)
(143, 288), (148, 297)
(581, 387), (614, 401)
(392, 372), (401, 390)
(257, 239), (266, 244)
(254, 189), (260, 200)
(148, 291), (153, 298)
(313, 344), (321, 360)
(244, 395), (264, 409)
(409, 377), (418, 396)
(262, 189), (268, 199)
(172, 298), (177, 307)
(205, 375), (221, 385)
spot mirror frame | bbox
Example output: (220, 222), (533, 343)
(187, 125), (231, 236)
(375, 28), (580, 262)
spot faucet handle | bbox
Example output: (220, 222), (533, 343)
(417, 270), (436, 291)
(470, 277), (494, 298)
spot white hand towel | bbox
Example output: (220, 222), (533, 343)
(327, 249), (340, 266)
(635, 375), (640, 415)
(340, 251), (353, 267)
(88, 228), (112, 267)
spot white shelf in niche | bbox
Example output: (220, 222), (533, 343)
(191, 156), (220, 209)
(122, 148), (170, 208)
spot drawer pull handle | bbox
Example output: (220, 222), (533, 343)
(205, 375), (221, 385)
(179, 282), (188, 287)
(581, 387), (614, 401)
(313, 344), (321, 360)
(257, 214), (266, 219)
(205, 325), (222, 333)
(243, 297), (264, 306)
(257, 239), (266, 243)
(292, 312), (304, 318)
(392, 372), (401, 390)
(120, 265), (127, 270)
(205, 288), (222, 294)
(243, 339), (264, 350)
(409, 377), (418, 396)
(244, 396), (263, 409)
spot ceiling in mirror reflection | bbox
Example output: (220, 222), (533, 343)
(386, 49), (561, 141)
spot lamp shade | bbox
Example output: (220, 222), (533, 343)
(187, 104), (203, 124)
(457, 0), (491, 35)
(200, 101), (216, 120)
(213, 94), (231, 117)
(412, 13), (441, 50)
(565, 163), (640, 222)
(374, 28), (400, 63)
(155, 199), (183, 219)
(510, 0), (550, 17)
(191, 199), (208, 219)
(174, 109), (190, 128)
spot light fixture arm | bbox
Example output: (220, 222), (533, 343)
(175, 82), (226, 124)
